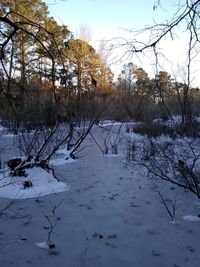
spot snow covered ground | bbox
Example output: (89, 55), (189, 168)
(0, 167), (70, 199)
(0, 131), (75, 199)
(0, 123), (200, 267)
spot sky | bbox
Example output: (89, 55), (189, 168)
(45, 0), (178, 44)
(44, 0), (200, 86)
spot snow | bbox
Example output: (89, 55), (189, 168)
(0, 167), (70, 199)
(50, 147), (77, 166)
(55, 147), (71, 155)
(182, 215), (200, 222)
(101, 154), (120, 158)
(2, 133), (17, 137)
(0, 138), (73, 199)
(35, 241), (52, 250)
(1, 122), (200, 266)
(50, 157), (76, 166)
(170, 220), (178, 225)
(99, 120), (124, 127)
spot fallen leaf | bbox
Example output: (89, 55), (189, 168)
(152, 250), (161, 256)
(92, 232), (103, 239)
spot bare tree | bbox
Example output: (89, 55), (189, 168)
(112, 0), (200, 124)
(138, 137), (200, 199)
(75, 23), (93, 43)
(0, 9), (114, 180)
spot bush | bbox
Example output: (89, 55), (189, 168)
(133, 120), (200, 138)
(133, 122), (174, 137)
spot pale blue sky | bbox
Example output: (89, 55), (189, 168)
(44, 0), (200, 86)
(45, 0), (178, 45)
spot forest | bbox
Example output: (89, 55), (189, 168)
(1, 1), (200, 267)
(1, 0), (200, 128)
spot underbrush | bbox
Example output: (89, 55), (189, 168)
(122, 119), (200, 199)
(133, 119), (200, 138)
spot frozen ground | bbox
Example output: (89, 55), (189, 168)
(0, 125), (200, 267)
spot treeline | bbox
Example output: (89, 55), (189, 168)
(115, 62), (200, 124)
(0, 0), (114, 129)
(0, 0), (200, 129)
